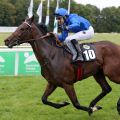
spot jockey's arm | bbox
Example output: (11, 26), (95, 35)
(46, 32), (60, 42)
(68, 23), (80, 32)
(54, 33), (63, 46)
(57, 30), (68, 42)
(67, 17), (81, 32)
(47, 30), (68, 43)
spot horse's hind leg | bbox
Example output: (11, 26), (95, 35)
(89, 69), (112, 109)
(42, 83), (70, 108)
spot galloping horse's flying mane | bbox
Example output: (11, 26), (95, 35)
(36, 23), (64, 48)
(4, 16), (120, 115)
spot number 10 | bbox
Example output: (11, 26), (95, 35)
(83, 50), (96, 61)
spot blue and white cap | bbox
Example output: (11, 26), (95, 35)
(54, 8), (68, 17)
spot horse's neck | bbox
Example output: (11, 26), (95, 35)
(30, 25), (55, 64)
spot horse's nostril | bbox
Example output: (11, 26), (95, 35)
(5, 39), (10, 46)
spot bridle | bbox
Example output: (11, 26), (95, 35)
(11, 21), (50, 46)
(18, 21), (59, 45)
(24, 21), (32, 27)
(8, 20), (62, 50)
(10, 21), (33, 46)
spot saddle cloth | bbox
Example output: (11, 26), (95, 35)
(64, 43), (96, 62)
(80, 43), (96, 62)
(73, 43), (96, 80)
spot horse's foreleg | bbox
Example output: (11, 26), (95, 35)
(63, 84), (92, 114)
(89, 70), (112, 108)
(42, 83), (70, 108)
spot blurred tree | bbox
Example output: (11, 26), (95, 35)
(13, 0), (29, 25)
(0, 0), (16, 26)
(1, 0), (120, 33)
(96, 7), (120, 32)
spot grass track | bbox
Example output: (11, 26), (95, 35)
(0, 76), (120, 120)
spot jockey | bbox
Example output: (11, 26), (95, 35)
(54, 8), (94, 62)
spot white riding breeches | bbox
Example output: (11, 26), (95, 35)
(64, 26), (94, 43)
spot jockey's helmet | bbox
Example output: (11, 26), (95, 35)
(54, 8), (68, 17)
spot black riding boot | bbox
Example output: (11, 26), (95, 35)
(71, 39), (84, 62)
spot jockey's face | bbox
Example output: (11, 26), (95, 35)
(56, 17), (64, 26)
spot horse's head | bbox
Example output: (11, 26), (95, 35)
(5, 15), (58, 48)
(4, 16), (35, 48)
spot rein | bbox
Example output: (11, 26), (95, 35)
(19, 33), (63, 48)
(18, 21), (63, 48)
(19, 34), (50, 43)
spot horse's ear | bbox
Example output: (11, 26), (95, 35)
(29, 15), (34, 24)
(25, 15), (34, 25)
(31, 15), (34, 22)
(26, 15), (34, 25)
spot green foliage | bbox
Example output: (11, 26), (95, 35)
(96, 7), (120, 33)
(0, 1), (16, 26)
(11, 0), (31, 25)
(0, 0), (120, 32)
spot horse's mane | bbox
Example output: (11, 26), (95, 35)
(36, 23), (58, 46)
(36, 23), (48, 35)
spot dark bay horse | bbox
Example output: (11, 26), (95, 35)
(4, 16), (120, 115)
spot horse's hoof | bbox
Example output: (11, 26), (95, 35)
(96, 106), (102, 110)
(90, 106), (102, 113)
(92, 106), (102, 112)
(63, 101), (70, 106)
(88, 106), (102, 116)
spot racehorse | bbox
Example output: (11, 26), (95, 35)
(4, 16), (120, 115)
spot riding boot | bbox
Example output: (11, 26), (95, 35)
(65, 41), (78, 61)
(71, 39), (84, 62)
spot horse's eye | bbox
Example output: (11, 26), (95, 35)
(26, 27), (29, 30)
(20, 28), (24, 31)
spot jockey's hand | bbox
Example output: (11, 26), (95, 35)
(51, 33), (63, 46)
(56, 40), (62, 46)
(46, 32), (62, 46)
(46, 32), (54, 37)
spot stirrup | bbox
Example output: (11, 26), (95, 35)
(76, 56), (84, 61)
(72, 56), (84, 63)
(72, 55), (84, 62)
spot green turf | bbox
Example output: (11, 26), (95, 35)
(91, 33), (120, 44)
(0, 76), (119, 120)
(1, 32), (120, 46)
